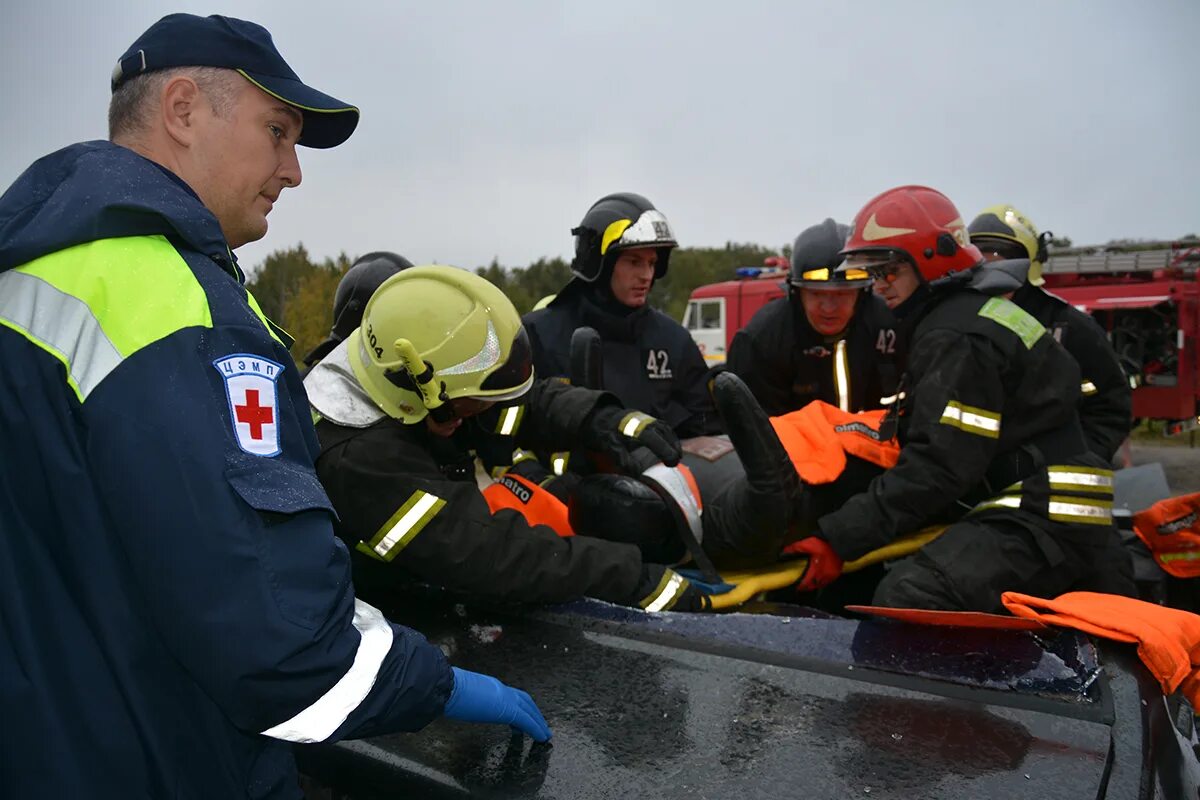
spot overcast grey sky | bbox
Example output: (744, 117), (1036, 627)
(3, 1), (1197, 276)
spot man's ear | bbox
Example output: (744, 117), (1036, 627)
(161, 75), (202, 147)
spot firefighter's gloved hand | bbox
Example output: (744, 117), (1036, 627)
(582, 406), (682, 473)
(782, 536), (844, 593)
(673, 581), (714, 613)
(444, 667), (552, 742)
(636, 566), (712, 613)
(507, 455), (582, 504)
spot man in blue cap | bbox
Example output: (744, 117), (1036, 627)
(0, 14), (548, 800)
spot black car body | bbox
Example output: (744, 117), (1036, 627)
(298, 590), (1200, 799)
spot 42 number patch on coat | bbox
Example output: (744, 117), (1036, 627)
(644, 348), (674, 380)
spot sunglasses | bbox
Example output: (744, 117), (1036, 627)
(860, 262), (906, 282)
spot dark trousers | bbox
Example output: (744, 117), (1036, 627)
(873, 510), (1135, 613)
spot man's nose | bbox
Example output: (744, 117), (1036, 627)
(279, 145), (303, 188)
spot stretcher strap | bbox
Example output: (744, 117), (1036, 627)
(707, 526), (945, 610)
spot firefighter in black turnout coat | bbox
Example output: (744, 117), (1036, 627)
(306, 265), (711, 612)
(783, 186), (1134, 613)
(524, 193), (719, 438)
(301, 250), (413, 372)
(968, 205), (1132, 463)
(727, 218), (900, 415)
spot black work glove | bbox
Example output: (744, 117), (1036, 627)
(671, 581), (713, 613)
(507, 457), (581, 504)
(633, 565), (712, 613)
(580, 406), (682, 474)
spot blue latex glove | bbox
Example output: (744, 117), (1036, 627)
(675, 569), (735, 595)
(444, 667), (552, 742)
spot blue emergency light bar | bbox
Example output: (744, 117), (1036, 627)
(735, 266), (788, 279)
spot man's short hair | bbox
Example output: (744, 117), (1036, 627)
(108, 66), (242, 142)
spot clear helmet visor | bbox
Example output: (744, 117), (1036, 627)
(792, 265), (871, 289)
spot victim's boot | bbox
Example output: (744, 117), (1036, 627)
(701, 372), (804, 569)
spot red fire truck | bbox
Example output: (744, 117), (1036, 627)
(682, 244), (1200, 433)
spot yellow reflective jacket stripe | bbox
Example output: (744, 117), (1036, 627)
(0, 236), (213, 402)
(938, 400), (1001, 439)
(1048, 496), (1113, 525)
(640, 570), (687, 612)
(358, 490), (446, 561)
(245, 289), (287, 348)
(834, 339), (851, 412)
(620, 411), (654, 438)
(1048, 468), (1115, 494)
(978, 297), (1045, 349)
(494, 405), (525, 437)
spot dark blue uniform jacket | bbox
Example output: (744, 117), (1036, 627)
(0, 141), (451, 799)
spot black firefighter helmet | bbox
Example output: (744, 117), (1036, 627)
(570, 193), (678, 283)
(302, 251), (413, 368)
(331, 251), (414, 341)
(789, 218), (870, 293)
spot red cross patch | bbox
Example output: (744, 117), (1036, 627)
(214, 355), (285, 456)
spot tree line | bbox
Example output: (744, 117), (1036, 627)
(247, 233), (1200, 364)
(246, 242), (786, 363)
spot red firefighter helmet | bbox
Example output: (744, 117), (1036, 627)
(840, 185), (983, 284)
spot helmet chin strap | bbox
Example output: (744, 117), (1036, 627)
(392, 338), (457, 424)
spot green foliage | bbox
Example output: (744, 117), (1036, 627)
(245, 244), (315, 324)
(474, 256), (573, 314)
(245, 245), (354, 362)
(471, 242), (783, 320)
(243, 240), (788, 363)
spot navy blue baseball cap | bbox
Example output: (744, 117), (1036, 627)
(111, 14), (359, 149)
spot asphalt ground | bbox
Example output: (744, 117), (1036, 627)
(1127, 440), (1200, 495)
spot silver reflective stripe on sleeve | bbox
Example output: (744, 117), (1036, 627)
(495, 405), (524, 436)
(1080, 380), (1097, 396)
(938, 401), (1001, 439)
(0, 270), (123, 401)
(834, 339), (851, 412)
(511, 448), (537, 465)
(357, 491), (446, 562)
(1047, 467), (1114, 494)
(641, 570), (687, 612)
(1048, 497), (1113, 525)
(620, 411), (654, 438)
(550, 452), (569, 476)
(972, 495), (1023, 513)
(261, 599), (395, 743)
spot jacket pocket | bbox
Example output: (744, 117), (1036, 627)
(225, 455), (348, 629)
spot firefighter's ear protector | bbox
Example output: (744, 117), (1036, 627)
(570, 225), (602, 283)
(924, 232), (959, 260)
(1036, 231), (1052, 265)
